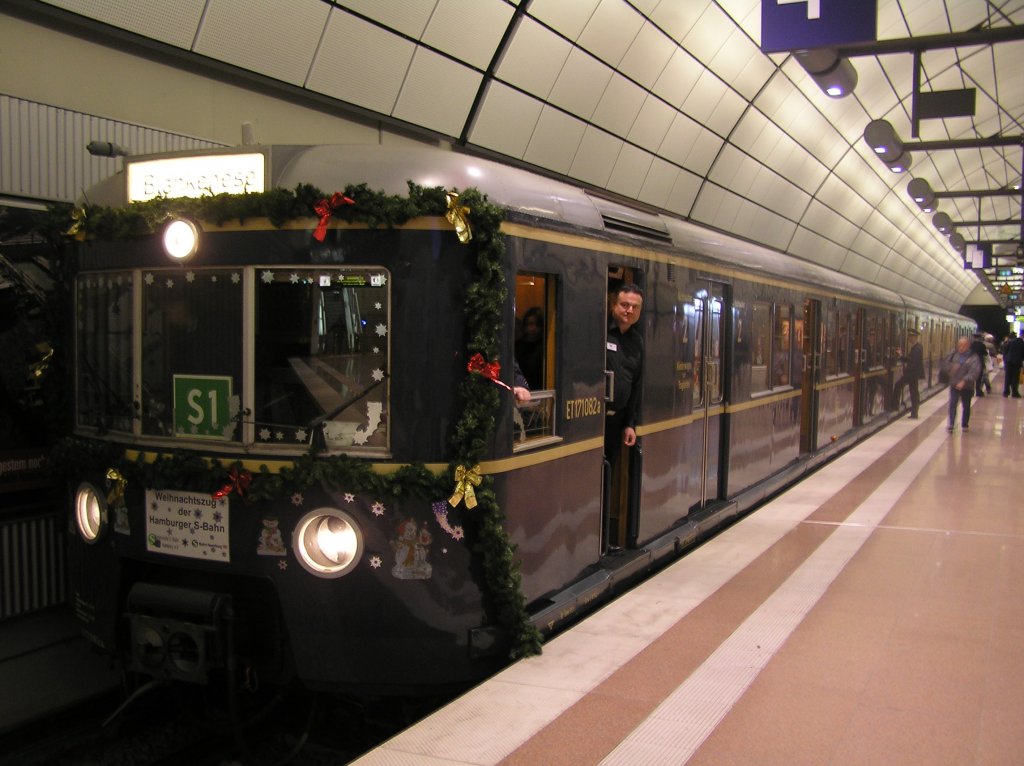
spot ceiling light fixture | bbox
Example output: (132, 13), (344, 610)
(794, 49), (858, 98)
(907, 177), (936, 212)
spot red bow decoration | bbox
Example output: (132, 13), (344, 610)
(467, 353), (511, 391)
(313, 192), (356, 241)
(213, 465), (252, 500)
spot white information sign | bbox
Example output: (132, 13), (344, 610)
(127, 153), (266, 202)
(145, 489), (230, 562)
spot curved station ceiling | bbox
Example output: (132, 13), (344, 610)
(20, 0), (1024, 312)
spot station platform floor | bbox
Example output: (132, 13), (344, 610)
(352, 382), (1024, 766)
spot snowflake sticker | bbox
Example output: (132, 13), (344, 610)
(370, 555), (383, 569)
(291, 492), (304, 507)
(231, 272), (241, 284)
(375, 323), (387, 337)
(371, 501), (385, 517)
(261, 270), (275, 284)
(295, 428), (307, 442)
(371, 368), (385, 382)
(344, 493), (355, 503)
(278, 560), (288, 571)
(374, 302), (382, 310)
(259, 427), (271, 441)
(289, 272), (300, 284)
(186, 271), (196, 283)
(144, 273), (155, 285)
(165, 278), (174, 289)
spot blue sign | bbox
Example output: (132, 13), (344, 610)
(761, 0), (877, 53)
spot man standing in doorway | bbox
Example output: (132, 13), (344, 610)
(604, 283), (644, 551)
(893, 328), (923, 418)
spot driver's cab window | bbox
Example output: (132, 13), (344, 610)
(514, 273), (557, 448)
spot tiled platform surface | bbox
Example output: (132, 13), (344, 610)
(352, 380), (1024, 766)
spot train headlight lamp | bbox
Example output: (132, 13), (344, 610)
(75, 482), (107, 543)
(162, 219), (200, 261)
(293, 508), (363, 578)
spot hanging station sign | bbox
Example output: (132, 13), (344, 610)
(761, 0), (877, 53)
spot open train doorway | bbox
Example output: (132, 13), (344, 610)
(603, 266), (644, 553)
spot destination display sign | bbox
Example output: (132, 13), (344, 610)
(127, 152), (266, 202)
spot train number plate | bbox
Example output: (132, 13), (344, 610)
(144, 489), (230, 562)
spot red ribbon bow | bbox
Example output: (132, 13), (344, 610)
(313, 192), (356, 241)
(467, 352), (501, 381)
(213, 465), (252, 500)
(467, 353), (511, 390)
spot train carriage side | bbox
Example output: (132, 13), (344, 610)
(61, 143), (977, 699)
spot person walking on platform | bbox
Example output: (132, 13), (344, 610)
(1002, 331), (1024, 398)
(893, 328), (923, 418)
(970, 332), (990, 397)
(942, 336), (981, 433)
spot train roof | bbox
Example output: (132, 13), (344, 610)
(99, 143), (955, 318)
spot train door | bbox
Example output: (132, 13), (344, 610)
(853, 308), (866, 425)
(690, 281), (729, 511)
(799, 299), (820, 454)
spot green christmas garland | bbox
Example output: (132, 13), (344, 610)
(54, 181), (543, 659)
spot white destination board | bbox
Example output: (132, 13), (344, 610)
(145, 489), (230, 562)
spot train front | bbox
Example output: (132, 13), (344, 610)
(64, 147), (513, 697)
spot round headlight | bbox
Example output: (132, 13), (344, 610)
(75, 482), (107, 542)
(162, 219), (199, 261)
(292, 508), (363, 578)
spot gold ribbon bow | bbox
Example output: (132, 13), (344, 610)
(105, 467), (127, 508)
(445, 191), (472, 244)
(449, 464), (482, 509)
(68, 207), (87, 240)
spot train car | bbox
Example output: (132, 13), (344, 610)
(61, 143), (972, 700)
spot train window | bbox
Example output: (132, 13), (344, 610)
(254, 267), (389, 453)
(837, 312), (852, 375)
(514, 273), (556, 447)
(771, 304), (793, 387)
(750, 302), (771, 393)
(76, 272), (134, 433)
(140, 269), (243, 438)
(693, 293), (723, 406)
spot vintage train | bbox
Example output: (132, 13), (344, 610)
(62, 143), (971, 699)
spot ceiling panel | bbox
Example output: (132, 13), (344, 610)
(578, 0), (644, 65)
(618, 23), (677, 89)
(392, 47), (481, 137)
(591, 73), (647, 137)
(467, 82), (542, 159)
(307, 12), (413, 115)
(25, 0), (1023, 312)
(523, 106), (587, 175)
(626, 94), (676, 153)
(193, 0), (329, 87)
(42, 0), (204, 48)
(494, 17), (571, 99)
(607, 144), (655, 199)
(337, 0), (434, 39)
(421, 0), (514, 70)
(568, 126), (621, 188)
(547, 48), (612, 119)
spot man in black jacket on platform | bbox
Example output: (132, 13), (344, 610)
(1002, 331), (1024, 398)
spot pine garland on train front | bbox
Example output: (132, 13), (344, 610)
(50, 181), (543, 660)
